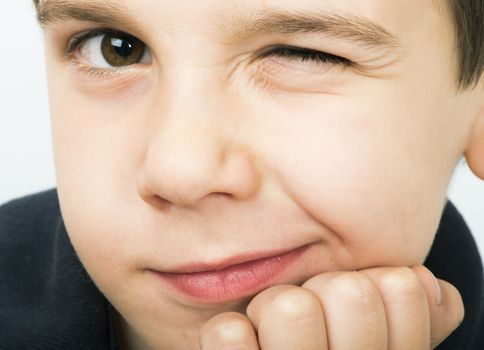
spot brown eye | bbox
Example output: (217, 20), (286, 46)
(100, 33), (147, 67)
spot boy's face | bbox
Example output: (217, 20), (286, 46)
(41, 0), (484, 348)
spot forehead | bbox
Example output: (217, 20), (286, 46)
(36, 0), (445, 24)
(37, 0), (450, 49)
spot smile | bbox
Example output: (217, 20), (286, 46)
(151, 243), (315, 304)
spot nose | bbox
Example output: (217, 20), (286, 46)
(137, 80), (260, 209)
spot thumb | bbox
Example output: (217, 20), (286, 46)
(411, 266), (465, 349)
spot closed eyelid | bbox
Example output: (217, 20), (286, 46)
(256, 46), (353, 66)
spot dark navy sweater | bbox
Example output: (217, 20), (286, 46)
(1, 189), (483, 349)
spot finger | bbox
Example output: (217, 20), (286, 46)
(360, 267), (431, 350)
(303, 271), (388, 350)
(200, 312), (259, 350)
(410, 266), (465, 349)
(247, 285), (327, 350)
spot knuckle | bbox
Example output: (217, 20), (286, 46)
(457, 303), (465, 326)
(327, 272), (379, 304)
(201, 313), (254, 345)
(446, 282), (466, 327)
(269, 287), (322, 323)
(379, 267), (425, 301)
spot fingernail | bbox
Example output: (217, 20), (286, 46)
(432, 274), (442, 305)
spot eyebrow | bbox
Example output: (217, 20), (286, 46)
(37, 1), (401, 51)
(227, 8), (401, 51)
(37, 0), (132, 29)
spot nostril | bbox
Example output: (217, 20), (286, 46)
(137, 169), (172, 210)
(143, 193), (172, 211)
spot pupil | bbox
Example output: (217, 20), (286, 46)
(111, 37), (134, 58)
(101, 33), (145, 66)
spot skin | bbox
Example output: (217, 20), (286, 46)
(40, 0), (484, 348)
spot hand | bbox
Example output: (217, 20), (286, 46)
(199, 266), (464, 349)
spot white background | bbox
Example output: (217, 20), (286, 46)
(2, 2), (484, 256)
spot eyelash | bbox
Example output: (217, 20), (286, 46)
(256, 45), (352, 67)
(66, 28), (120, 54)
(65, 28), (131, 78)
(65, 28), (352, 77)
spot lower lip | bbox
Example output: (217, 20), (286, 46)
(153, 245), (312, 303)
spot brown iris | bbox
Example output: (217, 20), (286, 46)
(101, 34), (146, 67)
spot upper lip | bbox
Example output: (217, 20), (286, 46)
(154, 242), (317, 274)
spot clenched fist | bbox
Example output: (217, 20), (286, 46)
(200, 266), (464, 349)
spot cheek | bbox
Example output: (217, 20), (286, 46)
(47, 71), (151, 275)
(258, 95), (450, 267)
(48, 64), (148, 198)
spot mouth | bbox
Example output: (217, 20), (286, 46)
(150, 243), (315, 304)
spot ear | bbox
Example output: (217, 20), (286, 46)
(464, 85), (484, 180)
